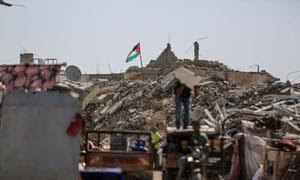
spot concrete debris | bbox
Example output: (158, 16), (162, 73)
(160, 72), (176, 92)
(81, 70), (300, 136)
(152, 111), (167, 123)
(82, 85), (119, 109)
(79, 68), (300, 180)
(107, 97), (124, 115)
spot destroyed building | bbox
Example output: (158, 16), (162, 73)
(82, 42), (278, 85)
(124, 43), (279, 85)
(147, 43), (179, 68)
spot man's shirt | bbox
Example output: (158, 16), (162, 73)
(174, 81), (191, 98)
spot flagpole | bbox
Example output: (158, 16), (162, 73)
(139, 53), (144, 69)
(139, 45), (148, 80)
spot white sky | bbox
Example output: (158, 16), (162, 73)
(1, 0), (300, 82)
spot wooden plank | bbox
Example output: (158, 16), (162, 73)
(279, 117), (300, 132)
(230, 109), (274, 116)
(264, 95), (300, 101)
(204, 108), (217, 124)
(273, 105), (299, 120)
(254, 101), (286, 113)
(296, 106), (300, 116)
(215, 104), (225, 120)
(280, 87), (291, 93)
(290, 103), (300, 108)
(203, 118), (216, 127)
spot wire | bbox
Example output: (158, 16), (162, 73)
(185, 36), (208, 53)
(199, 53), (207, 59)
(286, 71), (300, 81)
(11, 4), (25, 8)
(196, 36), (208, 41)
(185, 45), (193, 53)
(292, 74), (300, 83)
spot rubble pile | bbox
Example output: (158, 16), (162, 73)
(218, 83), (300, 180)
(66, 62), (300, 180)
(84, 80), (173, 131)
(82, 72), (295, 133)
(224, 84), (300, 136)
(185, 59), (229, 71)
(192, 80), (265, 111)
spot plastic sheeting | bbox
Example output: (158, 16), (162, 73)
(229, 133), (266, 180)
(244, 135), (266, 179)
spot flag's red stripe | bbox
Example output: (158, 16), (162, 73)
(132, 42), (141, 53)
(135, 43), (141, 53)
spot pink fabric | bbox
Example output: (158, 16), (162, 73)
(25, 66), (39, 77)
(0, 64), (61, 91)
(229, 136), (242, 180)
(14, 76), (26, 87)
(43, 80), (55, 89)
(272, 140), (297, 151)
(13, 65), (26, 74)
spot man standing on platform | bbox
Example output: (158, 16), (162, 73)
(174, 81), (199, 129)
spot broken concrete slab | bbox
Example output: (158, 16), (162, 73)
(82, 85), (119, 109)
(160, 72), (176, 92)
(174, 66), (203, 89)
(96, 94), (108, 103)
(107, 99), (124, 115)
(100, 100), (112, 115)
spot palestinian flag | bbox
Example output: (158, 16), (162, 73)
(126, 42), (141, 63)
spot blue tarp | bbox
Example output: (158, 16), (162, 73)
(80, 168), (124, 180)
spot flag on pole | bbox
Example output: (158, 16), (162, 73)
(126, 42), (141, 63)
